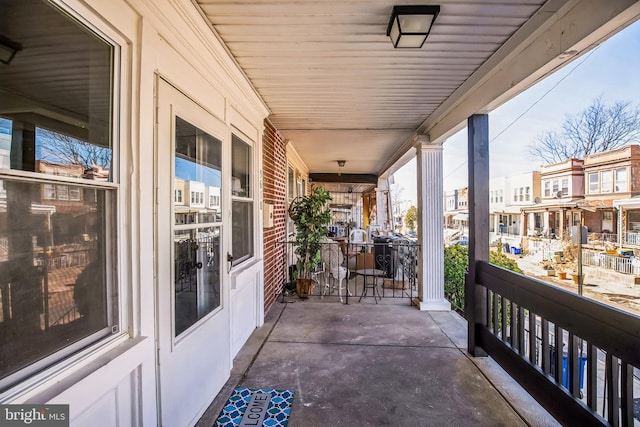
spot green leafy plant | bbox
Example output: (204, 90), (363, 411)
(444, 245), (522, 314)
(288, 187), (332, 280)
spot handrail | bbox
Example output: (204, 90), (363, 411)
(475, 261), (640, 426)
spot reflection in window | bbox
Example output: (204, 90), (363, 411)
(0, 0), (115, 390)
(173, 118), (222, 337)
(232, 135), (251, 198)
(231, 135), (253, 266)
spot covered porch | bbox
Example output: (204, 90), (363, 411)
(197, 299), (559, 426)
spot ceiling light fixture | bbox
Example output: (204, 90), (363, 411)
(337, 160), (345, 176)
(0, 35), (22, 65)
(387, 5), (440, 48)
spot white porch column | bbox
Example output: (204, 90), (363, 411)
(376, 178), (390, 231)
(415, 138), (450, 311)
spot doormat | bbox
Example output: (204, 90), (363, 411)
(214, 388), (294, 427)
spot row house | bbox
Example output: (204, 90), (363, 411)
(489, 171), (541, 244)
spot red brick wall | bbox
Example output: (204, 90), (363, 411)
(262, 120), (287, 311)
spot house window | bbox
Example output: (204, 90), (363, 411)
(175, 189), (183, 203)
(69, 186), (81, 201)
(544, 181), (550, 197)
(615, 168), (627, 192)
(601, 170), (612, 193)
(490, 190), (494, 203)
(519, 187), (524, 202)
(57, 185), (69, 200)
(552, 180), (559, 196)
(561, 178), (568, 196)
(44, 184), (56, 200)
(525, 187), (530, 201)
(499, 190), (503, 202)
(511, 189), (516, 202)
(231, 134), (253, 266)
(0, 0), (116, 390)
(588, 173), (598, 194)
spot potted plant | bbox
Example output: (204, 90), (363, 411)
(288, 187), (332, 298)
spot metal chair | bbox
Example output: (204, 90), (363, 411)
(320, 241), (351, 302)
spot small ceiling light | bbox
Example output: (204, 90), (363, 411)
(0, 35), (22, 65)
(387, 5), (440, 48)
(337, 160), (345, 176)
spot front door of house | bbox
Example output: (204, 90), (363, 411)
(155, 79), (231, 427)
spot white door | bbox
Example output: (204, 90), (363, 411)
(156, 79), (231, 427)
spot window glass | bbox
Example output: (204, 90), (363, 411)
(544, 181), (550, 197)
(173, 118), (222, 337)
(0, 0), (115, 389)
(601, 170), (612, 193)
(552, 180), (559, 195)
(231, 135), (253, 265)
(588, 173), (598, 194)
(615, 168), (627, 192)
(232, 135), (251, 198)
(525, 187), (530, 201)
(561, 178), (569, 196)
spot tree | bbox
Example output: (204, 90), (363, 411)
(405, 205), (417, 231)
(528, 97), (640, 164)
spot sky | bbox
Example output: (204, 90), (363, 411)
(392, 19), (640, 205)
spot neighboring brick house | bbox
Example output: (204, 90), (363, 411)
(582, 145), (640, 238)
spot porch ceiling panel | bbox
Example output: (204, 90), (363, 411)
(195, 0), (638, 179)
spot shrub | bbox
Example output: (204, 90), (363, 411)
(444, 245), (522, 314)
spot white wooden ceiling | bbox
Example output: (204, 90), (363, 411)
(195, 0), (548, 178)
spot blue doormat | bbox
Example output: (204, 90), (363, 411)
(214, 388), (294, 427)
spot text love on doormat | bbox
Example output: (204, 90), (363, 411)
(215, 388), (294, 427)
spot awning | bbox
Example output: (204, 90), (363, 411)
(453, 213), (468, 221)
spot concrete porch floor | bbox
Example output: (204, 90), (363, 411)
(197, 298), (561, 426)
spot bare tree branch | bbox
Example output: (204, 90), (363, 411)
(528, 97), (640, 165)
(38, 129), (111, 169)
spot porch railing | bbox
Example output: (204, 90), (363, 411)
(624, 232), (640, 246)
(473, 262), (640, 426)
(582, 251), (636, 275)
(277, 238), (419, 304)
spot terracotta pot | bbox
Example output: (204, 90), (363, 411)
(296, 278), (315, 299)
(571, 274), (586, 284)
(558, 272), (567, 280)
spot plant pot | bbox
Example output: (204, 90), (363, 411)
(571, 274), (585, 284)
(547, 269), (556, 276)
(296, 278), (315, 299)
(558, 272), (567, 280)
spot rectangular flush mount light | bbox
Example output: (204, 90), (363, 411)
(0, 35), (22, 64)
(387, 5), (440, 48)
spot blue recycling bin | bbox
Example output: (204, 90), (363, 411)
(561, 354), (587, 389)
(550, 347), (587, 389)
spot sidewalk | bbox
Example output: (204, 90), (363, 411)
(514, 253), (640, 316)
(197, 299), (559, 427)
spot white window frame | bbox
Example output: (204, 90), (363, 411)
(231, 132), (255, 267)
